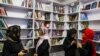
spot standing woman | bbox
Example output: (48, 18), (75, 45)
(2, 25), (26, 56)
(63, 28), (77, 56)
(35, 29), (50, 56)
(77, 28), (96, 56)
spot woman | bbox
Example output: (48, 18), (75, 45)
(35, 29), (50, 56)
(78, 28), (96, 56)
(63, 28), (77, 56)
(2, 25), (26, 56)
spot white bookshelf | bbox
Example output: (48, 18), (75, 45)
(0, 0), (100, 55)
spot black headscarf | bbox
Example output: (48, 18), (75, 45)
(6, 25), (21, 42)
(66, 28), (77, 41)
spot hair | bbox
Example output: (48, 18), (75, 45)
(44, 21), (50, 26)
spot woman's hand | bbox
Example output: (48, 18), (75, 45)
(77, 42), (82, 48)
(18, 50), (25, 56)
(71, 41), (76, 45)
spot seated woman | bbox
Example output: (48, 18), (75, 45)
(2, 25), (26, 56)
(35, 29), (50, 56)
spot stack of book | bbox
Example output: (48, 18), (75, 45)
(69, 14), (78, 21)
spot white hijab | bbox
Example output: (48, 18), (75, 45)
(36, 34), (51, 52)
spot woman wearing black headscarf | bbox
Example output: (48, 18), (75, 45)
(2, 25), (25, 56)
(63, 28), (77, 56)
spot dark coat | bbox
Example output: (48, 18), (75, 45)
(36, 39), (50, 56)
(2, 40), (24, 56)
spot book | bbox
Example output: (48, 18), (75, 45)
(7, 0), (13, 4)
(0, 30), (6, 39)
(98, 1), (100, 7)
(53, 5), (64, 13)
(0, 43), (4, 52)
(34, 11), (44, 20)
(25, 40), (33, 48)
(27, 30), (33, 38)
(58, 15), (64, 22)
(0, 19), (7, 28)
(81, 13), (88, 20)
(27, 19), (33, 28)
(85, 4), (91, 10)
(0, 7), (7, 16)
(21, 0), (32, 8)
(69, 14), (78, 21)
(25, 11), (33, 18)
(35, 1), (43, 9)
(91, 2), (97, 9)
(45, 13), (50, 21)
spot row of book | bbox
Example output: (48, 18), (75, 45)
(68, 14), (78, 21)
(82, 1), (100, 10)
(51, 38), (64, 46)
(68, 3), (79, 13)
(0, 0), (33, 8)
(52, 23), (64, 29)
(0, 7), (33, 18)
(96, 44), (100, 52)
(35, 1), (51, 11)
(53, 14), (64, 22)
(0, 29), (33, 39)
(34, 11), (50, 20)
(53, 5), (64, 13)
(68, 22), (78, 29)
(94, 32), (100, 41)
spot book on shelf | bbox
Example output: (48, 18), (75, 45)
(81, 13), (88, 20)
(52, 23), (64, 29)
(0, 0), (13, 4)
(53, 5), (64, 13)
(69, 14), (78, 21)
(25, 40), (33, 48)
(68, 23), (78, 29)
(53, 14), (64, 22)
(96, 44), (100, 52)
(0, 30), (6, 39)
(45, 13), (50, 21)
(98, 1), (100, 8)
(0, 43), (4, 52)
(94, 31), (100, 41)
(35, 1), (51, 11)
(52, 30), (63, 36)
(68, 4), (79, 13)
(22, 0), (33, 8)
(35, 30), (39, 38)
(0, 7), (7, 16)
(25, 11), (33, 18)
(91, 2), (97, 9)
(34, 21), (44, 29)
(58, 15), (64, 22)
(35, 1), (43, 10)
(81, 22), (89, 29)
(27, 30), (33, 38)
(0, 19), (7, 28)
(85, 4), (91, 10)
(27, 19), (33, 28)
(51, 39), (58, 45)
(34, 11), (45, 20)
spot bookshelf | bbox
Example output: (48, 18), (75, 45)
(0, 0), (34, 51)
(0, 0), (100, 55)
